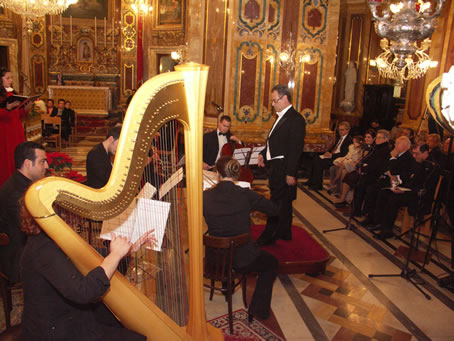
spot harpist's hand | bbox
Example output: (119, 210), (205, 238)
(257, 154), (265, 167)
(6, 100), (20, 110)
(110, 233), (133, 259)
(131, 230), (158, 252)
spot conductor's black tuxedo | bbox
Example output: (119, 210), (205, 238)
(258, 106), (306, 243)
(203, 180), (278, 319)
(85, 143), (112, 189)
(203, 130), (232, 167)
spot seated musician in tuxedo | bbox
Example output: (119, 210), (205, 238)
(305, 121), (353, 190)
(202, 115), (242, 170)
(369, 143), (440, 240)
(203, 156), (278, 321)
(85, 126), (121, 189)
(20, 205), (155, 340)
(361, 136), (415, 228)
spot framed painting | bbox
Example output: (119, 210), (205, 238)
(62, 0), (109, 20)
(77, 38), (94, 63)
(153, 0), (184, 29)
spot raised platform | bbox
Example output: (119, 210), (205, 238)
(251, 224), (330, 275)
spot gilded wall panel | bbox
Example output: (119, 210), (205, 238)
(300, 0), (328, 44)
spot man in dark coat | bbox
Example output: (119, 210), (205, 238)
(256, 84), (306, 245)
(371, 144), (440, 240)
(0, 141), (48, 283)
(203, 115), (242, 169)
(305, 121), (353, 190)
(85, 126), (121, 189)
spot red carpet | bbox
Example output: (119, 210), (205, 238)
(251, 225), (330, 274)
(208, 309), (285, 340)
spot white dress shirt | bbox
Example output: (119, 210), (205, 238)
(266, 105), (292, 161)
(216, 129), (228, 162)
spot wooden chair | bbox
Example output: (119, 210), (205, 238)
(0, 233), (22, 330)
(203, 234), (249, 334)
(42, 116), (62, 151)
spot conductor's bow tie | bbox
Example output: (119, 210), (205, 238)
(218, 132), (227, 136)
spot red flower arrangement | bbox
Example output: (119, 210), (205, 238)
(46, 152), (86, 183)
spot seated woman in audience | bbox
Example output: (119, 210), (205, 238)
(333, 129), (377, 207)
(20, 204), (156, 340)
(427, 133), (443, 164)
(328, 135), (364, 195)
(203, 156), (278, 321)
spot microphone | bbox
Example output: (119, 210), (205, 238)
(211, 101), (223, 113)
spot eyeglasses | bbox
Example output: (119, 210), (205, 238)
(271, 96), (283, 104)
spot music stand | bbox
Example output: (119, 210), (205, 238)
(368, 190), (431, 300)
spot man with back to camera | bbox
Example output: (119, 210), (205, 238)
(255, 84), (306, 245)
(85, 126), (121, 189)
(203, 115), (242, 170)
(0, 141), (49, 283)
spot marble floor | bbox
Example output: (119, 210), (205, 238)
(205, 181), (454, 340)
(2, 136), (454, 340)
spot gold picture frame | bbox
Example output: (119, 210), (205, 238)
(153, 0), (184, 30)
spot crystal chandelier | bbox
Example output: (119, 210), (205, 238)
(0, 0), (78, 18)
(279, 33), (313, 76)
(367, 0), (446, 80)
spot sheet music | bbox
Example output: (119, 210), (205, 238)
(202, 170), (250, 190)
(249, 146), (265, 165)
(100, 182), (159, 244)
(232, 147), (251, 166)
(158, 167), (184, 199)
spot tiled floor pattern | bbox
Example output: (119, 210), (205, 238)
(299, 265), (412, 341)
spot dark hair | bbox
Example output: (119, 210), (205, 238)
(58, 98), (65, 104)
(65, 100), (71, 105)
(0, 68), (12, 103)
(364, 129), (376, 139)
(215, 156), (241, 181)
(413, 143), (430, 153)
(272, 84), (292, 103)
(106, 126), (122, 140)
(14, 141), (46, 169)
(404, 127), (415, 138)
(47, 99), (54, 105)
(353, 135), (364, 143)
(219, 115), (231, 123)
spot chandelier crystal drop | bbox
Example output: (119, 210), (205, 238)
(1, 0), (78, 18)
(367, 0), (446, 80)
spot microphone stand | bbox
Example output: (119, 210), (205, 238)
(368, 189), (431, 300)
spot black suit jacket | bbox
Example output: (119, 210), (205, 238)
(203, 181), (277, 268)
(85, 143), (112, 189)
(21, 233), (144, 340)
(361, 141), (391, 182)
(387, 150), (416, 187)
(330, 135), (353, 159)
(261, 107), (306, 177)
(0, 171), (31, 283)
(203, 129), (233, 166)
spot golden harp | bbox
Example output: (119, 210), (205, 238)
(25, 63), (223, 340)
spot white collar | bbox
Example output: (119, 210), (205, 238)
(277, 104), (292, 117)
(5, 87), (13, 92)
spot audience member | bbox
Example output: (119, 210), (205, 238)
(203, 156), (278, 321)
(328, 135), (363, 196)
(361, 136), (415, 227)
(333, 129), (376, 207)
(46, 99), (57, 115)
(427, 133), (443, 164)
(85, 126), (121, 189)
(305, 121), (352, 190)
(0, 141), (48, 283)
(349, 130), (391, 216)
(369, 143), (440, 240)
